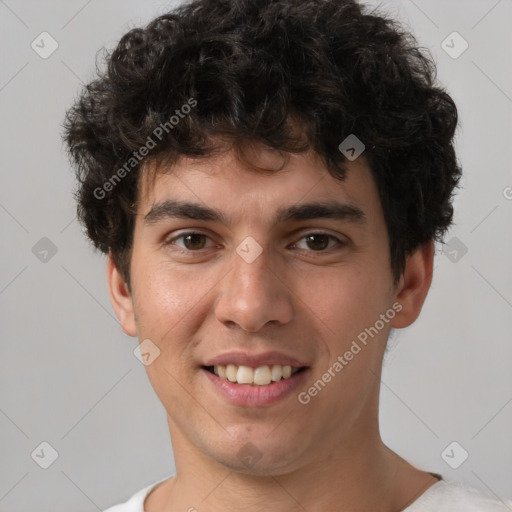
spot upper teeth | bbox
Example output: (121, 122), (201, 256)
(213, 364), (300, 386)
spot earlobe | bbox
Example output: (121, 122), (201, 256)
(106, 252), (137, 337)
(391, 241), (434, 329)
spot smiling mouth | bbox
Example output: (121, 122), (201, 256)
(203, 364), (307, 386)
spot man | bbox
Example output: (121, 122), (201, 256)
(64, 0), (511, 510)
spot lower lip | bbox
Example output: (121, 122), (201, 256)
(202, 367), (309, 407)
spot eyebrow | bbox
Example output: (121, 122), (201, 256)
(143, 199), (366, 226)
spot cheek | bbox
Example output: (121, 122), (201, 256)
(299, 266), (392, 424)
(304, 264), (392, 340)
(131, 257), (205, 345)
(130, 261), (207, 406)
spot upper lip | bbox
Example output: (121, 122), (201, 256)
(203, 351), (308, 368)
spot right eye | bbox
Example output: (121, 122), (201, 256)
(165, 232), (215, 253)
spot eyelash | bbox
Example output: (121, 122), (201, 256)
(164, 231), (346, 256)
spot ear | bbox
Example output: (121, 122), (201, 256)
(106, 252), (137, 337)
(391, 240), (434, 329)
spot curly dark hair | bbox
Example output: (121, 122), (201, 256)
(63, 0), (461, 290)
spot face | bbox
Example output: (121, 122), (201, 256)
(108, 143), (431, 476)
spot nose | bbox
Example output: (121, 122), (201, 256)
(214, 246), (293, 333)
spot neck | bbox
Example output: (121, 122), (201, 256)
(147, 417), (437, 512)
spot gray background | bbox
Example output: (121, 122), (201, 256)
(0, 0), (511, 510)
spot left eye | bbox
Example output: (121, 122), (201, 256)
(292, 233), (342, 252)
(167, 232), (342, 253)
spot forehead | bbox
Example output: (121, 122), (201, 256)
(136, 144), (381, 224)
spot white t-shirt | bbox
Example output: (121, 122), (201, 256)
(103, 476), (512, 511)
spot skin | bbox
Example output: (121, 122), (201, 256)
(107, 141), (438, 512)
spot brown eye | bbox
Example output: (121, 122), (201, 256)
(304, 234), (331, 251)
(168, 232), (213, 251)
(292, 232), (346, 253)
(182, 233), (207, 250)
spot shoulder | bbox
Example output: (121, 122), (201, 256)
(405, 480), (512, 512)
(102, 477), (169, 512)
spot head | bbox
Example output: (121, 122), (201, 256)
(64, 0), (460, 475)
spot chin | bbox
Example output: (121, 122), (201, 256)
(205, 432), (306, 476)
